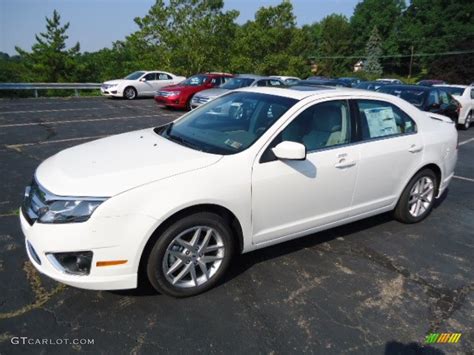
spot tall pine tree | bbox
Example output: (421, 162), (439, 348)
(364, 26), (383, 76)
(16, 10), (80, 82)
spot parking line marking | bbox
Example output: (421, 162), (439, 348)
(0, 114), (162, 128)
(459, 137), (474, 146)
(453, 175), (474, 183)
(5, 135), (107, 149)
(0, 107), (102, 114)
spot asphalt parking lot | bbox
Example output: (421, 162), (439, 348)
(0, 96), (473, 354)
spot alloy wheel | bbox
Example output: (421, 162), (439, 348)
(408, 176), (435, 217)
(465, 113), (471, 129)
(162, 226), (225, 288)
(124, 87), (136, 100)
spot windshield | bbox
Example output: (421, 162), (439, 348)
(156, 92), (297, 155)
(124, 71), (145, 80)
(378, 87), (427, 107)
(220, 78), (255, 90)
(437, 86), (464, 96)
(181, 75), (209, 86)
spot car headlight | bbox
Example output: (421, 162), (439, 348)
(38, 199), (105, 224)
(167, 91), (181, 96)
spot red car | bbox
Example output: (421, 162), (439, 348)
(154, 73), (233, 110)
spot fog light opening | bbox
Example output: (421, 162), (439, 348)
(47, 251), (93, 275)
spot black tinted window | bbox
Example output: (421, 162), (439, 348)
(144, 73), (156, 80)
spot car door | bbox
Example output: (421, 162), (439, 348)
(251, 99), (359, 245)
(138, 72), (156, 95)
(154, 73), (174, 91)
(350, 99), (422, 215)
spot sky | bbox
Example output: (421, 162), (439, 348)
(0, 0), (360, 55)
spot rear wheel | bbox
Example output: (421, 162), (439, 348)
(394, 169), (437, 224)
(146, 212), (234, 297)
(124, 86), (137, 100)
(460, 111), (471, 130)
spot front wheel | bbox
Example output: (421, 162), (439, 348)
(123, 86), (137, 100)
(394, 169), (437, 224)
(146, 212), (234, 297)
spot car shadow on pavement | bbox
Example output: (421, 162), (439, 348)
(384, 340), (445, 354)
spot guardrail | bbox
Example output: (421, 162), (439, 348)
(0, 83), (101, 97)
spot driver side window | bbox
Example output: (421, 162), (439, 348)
(279, 100), (352, 152)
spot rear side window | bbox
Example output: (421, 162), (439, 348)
(439, 90), (450, 105)
(357, 100), (417, 140)
(158, 73), (172, 80)
(471, 89), (474, 99)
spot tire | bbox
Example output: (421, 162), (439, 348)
(123, 86), (137, 100)
(459, 111), (472, 130)
(146, 212), (234, 297)
(186, 95), (194, 111)
(394, 169), (438, 224)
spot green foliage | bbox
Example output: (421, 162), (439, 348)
(1, 0), (473, 86)
(364, 26), (383, 76)
(15, 10), (80, 82)
(316, 14), (352, 76)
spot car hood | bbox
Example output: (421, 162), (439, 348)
(35, 128), (222, 197)
(195, 88), (229, 98)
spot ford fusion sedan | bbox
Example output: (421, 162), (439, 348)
(154, 73), (233, 110)
(434, 85), (473, 130)
(378, 85), (460, 123)
(190, 75), (283, 109)
(21, 87), (457, 297)
(101, 71), (185, 99)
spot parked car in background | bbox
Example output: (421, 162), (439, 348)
(338, 77), (363, 87)
(299, 79), (352, 88)
(191, 75), (283, 109)
(21, 87), (458, 297)
(376, 78), (404, 84)
(435, 85), (473, 129)
(101, 71), (186, 100)
(356, 81), (389, 91)
(154, 73), (233, 110)
(378, 85), (460, 123)
(417, 80), (446, 86)
(270, 76), (300, 86)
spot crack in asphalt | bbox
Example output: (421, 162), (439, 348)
(314, 242), (474, 333)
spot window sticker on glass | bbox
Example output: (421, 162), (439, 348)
(224, 139), (242, 150)
(364, 107), (398, 137)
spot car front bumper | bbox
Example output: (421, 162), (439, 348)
(154, 95), (186, 109)
(100, 87), (123, 97)
(20, 209), (159, 290)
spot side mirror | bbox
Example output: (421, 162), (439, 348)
(272, 141), (306, 161)
(139, 78), (146, 82)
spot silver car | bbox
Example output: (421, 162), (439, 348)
(191, 75), (284, 109)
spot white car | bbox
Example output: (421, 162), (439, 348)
(376, 78), (403, 84)
(21, 87), (457, 297)
(270, 75), (301, 85)
(434, 84), (473, 130)
(101, 71), (185, 100)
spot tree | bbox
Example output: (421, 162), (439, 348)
(15, 10), (80, 82)
(230, 0), (310, 77)
(364, 26), (383, 76)
(316, 14), (352, 76)
(128, 0), (239, 76)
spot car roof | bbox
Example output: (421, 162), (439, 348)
(434, 84), (467, 89)
(380, 84), (431, 91)
(234, 86), (399, 101)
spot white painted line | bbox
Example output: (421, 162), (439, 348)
(0, 114), (163, 128)
(5, 135), (107, 149)
(453, 175), (474, 183)
(0, 107), (102, 114)
(459, 137), (474, 146)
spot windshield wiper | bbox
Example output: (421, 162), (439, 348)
(167, 133), (203, 152)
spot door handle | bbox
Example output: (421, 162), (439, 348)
(334, 158), (356, 169)
(408, 144), (423, 153)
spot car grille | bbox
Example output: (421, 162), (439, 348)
(22, 180), (48, 225)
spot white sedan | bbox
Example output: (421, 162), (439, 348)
(435, 84), (473, 130)
(101, 71), (185, 99)
(21, 87), (457, 297)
